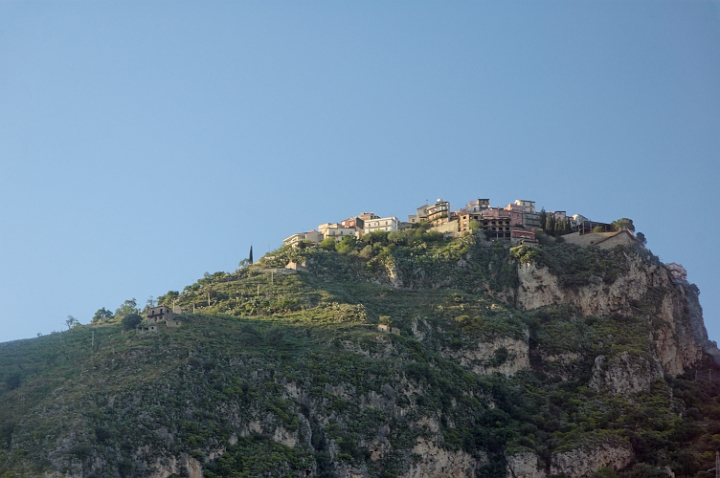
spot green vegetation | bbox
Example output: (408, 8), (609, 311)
(0, 232), (717, 478)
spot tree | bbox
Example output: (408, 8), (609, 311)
(249, 245), (253, 264)
(636, 232), (647, 246)
(335, 235), (356, 254)
(157, 291), (179, 307)
(65, 315), (79, 330)
(612, 218), (635, 232)
(545, 215), (556, 236)
(92, 308), (114, 324)
(319, 237), (336, 251)
(121, 313), (142, 331)
(539, 208), (547, 229)
(115, 299), (138, 319)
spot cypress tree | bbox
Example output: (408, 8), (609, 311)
(545, 215), (556, 236)
(249, 245), (253, 264)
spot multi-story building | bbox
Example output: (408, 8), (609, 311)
(466, 199), (490, 213)
(364, 217), (399, 234)
(501, 204), (525, 226)
(318, 223), (356, 240)
(282, 230), (324, 247)
(425, 199), (450, 226)
(458, 208), (514, 238)
(571, 214), (588, 230)
(408, 199), (449, 226)
(514, 199), (536, 213)
(358, 212), (380, 222)
(408, 204), (429, 224)
(340, 217), (365, 231)
(146, 306), (174, 324)
(479, 209), (512, 239)
(523, 212), (542, 229)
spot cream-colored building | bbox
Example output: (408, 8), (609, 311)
(282, 230), (324, 247)
(364, 216), (399, 234)
(514, 200), (536, 213)
(318, 223), (356, 240)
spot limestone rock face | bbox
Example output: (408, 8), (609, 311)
(148, 453), (203, 478)
(400, 437), (483, 478)
(516, 256), (705, 376)
(550, 441), (633, 477)
(589, 352), (664, 395)
(506, 452), (546, 478)
(443, 334), (530, 377)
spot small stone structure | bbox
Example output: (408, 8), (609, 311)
(286, 261), (309, 272)
(378, 324), (401, 334)
(137, 325), (158, 334)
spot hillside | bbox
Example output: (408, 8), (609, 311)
(1, 227), (720, 478)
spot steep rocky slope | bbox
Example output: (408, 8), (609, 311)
(1, 229), (718, 478)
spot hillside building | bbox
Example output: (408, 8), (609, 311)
(466, 199), (490, 213)
(283, 230), (324, 247)
(146, 306), (174, 324)
(318, 223), (355, 240)
(364, 217), (399, 234)
(340, 217), (364, 231)
(523, 212), (542, 229)
(510, 228), (536, 243)
(514, 199), (536, 213)
(408, 199), (450, 226)
(358, 212), (380, 221)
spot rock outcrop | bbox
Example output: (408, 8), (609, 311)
(443, 334), (530, 377)
(401, 438), (483, 478)
(506, 452), (546, 478)
(588, 352), (664, 395)
(550, 440), (634, 477)
(516, 253), (706, 376)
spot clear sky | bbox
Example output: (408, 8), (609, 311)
(1, 2), (718, 344)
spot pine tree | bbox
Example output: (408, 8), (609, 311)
(249, 245), (253, 264)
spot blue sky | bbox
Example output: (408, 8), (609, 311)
(1, 2), (718, 343)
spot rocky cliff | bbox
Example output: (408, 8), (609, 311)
(0, 231), (717, 478)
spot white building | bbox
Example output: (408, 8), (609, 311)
(364, 217), (399, 234)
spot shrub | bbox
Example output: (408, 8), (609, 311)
(4, 373), (21, 391)
(121, 313), (142, 330)
(319, 237), (336, 251)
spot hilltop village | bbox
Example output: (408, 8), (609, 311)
(132, 197), (666, 332)
(283, 197), (642, 250)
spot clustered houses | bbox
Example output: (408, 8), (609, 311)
(281, 196), (611, 248)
